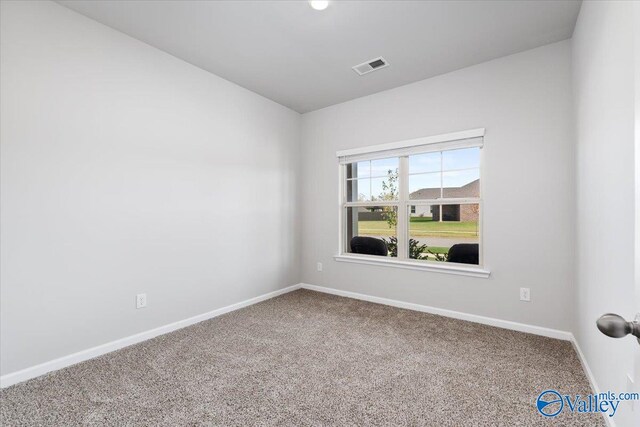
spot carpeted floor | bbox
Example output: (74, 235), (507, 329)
(1, 289), (603, 426)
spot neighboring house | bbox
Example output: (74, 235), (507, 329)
(410, 179), (479, 222)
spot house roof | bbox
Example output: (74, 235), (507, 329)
(409, 179), (479, 200)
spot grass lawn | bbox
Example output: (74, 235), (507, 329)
(424, 246), (449, 254)
(358, 217), (479, 238)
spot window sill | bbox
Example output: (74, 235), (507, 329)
(333, 254), (490, 278)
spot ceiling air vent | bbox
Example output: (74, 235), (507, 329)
(352, 56), (389, 76)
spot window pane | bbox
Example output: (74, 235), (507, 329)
(371, 176), (398, 201)
(347, 178), (371, 202)
(409, 172), (441, 199)
(408, 203), (480, 265)
(442, 147), (480, 171)
(442, 169), (480, 198)
(346, 206), (397, 257)
(409, 152), (441, 173)
(346, 161), (372, 179)
(347, 176), (399, 202)
(370, 157), (399, 178)
(347, 158), (398, 179)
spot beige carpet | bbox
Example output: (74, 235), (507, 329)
(1, 289), (603, 426)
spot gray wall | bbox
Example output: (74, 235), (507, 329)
(300, 40), (575, 331)
(572, 2), (637, 425)
(3, 1), (634, 400)
(0, 1), (301, 375)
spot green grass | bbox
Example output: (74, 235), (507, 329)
(424, 246), (449, 254)
(357, 217), (479, 238)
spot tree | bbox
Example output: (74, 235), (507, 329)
(378, 168), (445, 262)
(383, 236), (446, 261)
(378, 168), (398, 229)
(384, 236), (428, 259)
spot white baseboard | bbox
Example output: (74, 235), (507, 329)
(570, 336), (615, 427)
(0, 284), (302, 389)
(4, 281), (607, 426)
(300, 284), (614, 424)
(300, 283), (573, 341)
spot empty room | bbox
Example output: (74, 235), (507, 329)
(0, 0), (638, 425)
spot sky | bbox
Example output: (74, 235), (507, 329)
(348, 147), (480, 201)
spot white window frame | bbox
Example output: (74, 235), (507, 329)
(335, 128), (490, 278)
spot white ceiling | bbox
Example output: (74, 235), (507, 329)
(57, 0), (581, 113)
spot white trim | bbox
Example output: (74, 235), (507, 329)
(2, 281), (609, 427)
(334, 254), (490, 278)
(336, 128), (484, 161)
(571, 337), (616, 427)
(0, 284), (302, 389)
(300, 283), (570, 340)
(344, 200), (398, 207)
(397, 156), (409, 260)
(338, 138), (483, 163)
(338, 130), (484, 271)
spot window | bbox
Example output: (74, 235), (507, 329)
(336, 129), (488, 277)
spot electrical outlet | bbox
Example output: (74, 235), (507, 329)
(317, 262), (323, 272)
(520, 287), (530, 302)
(136, 293), (147, 309)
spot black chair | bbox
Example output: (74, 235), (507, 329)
(350, 236), (388, 256)
(447, 244), (479, 265)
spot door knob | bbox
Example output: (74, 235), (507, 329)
(596, 313), (640, 344)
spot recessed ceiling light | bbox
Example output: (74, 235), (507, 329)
(309, 1), (329, 11)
